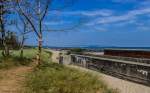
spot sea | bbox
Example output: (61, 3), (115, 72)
(45, 46), (150, 52)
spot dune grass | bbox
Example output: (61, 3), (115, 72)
(0, 48), (118, 93)
(25, 62), (118, 93)
(11, 48), (52, 62)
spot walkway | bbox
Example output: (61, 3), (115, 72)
(71, 65), (150, 93)
(0, 65), (34, 93)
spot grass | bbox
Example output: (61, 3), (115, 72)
(0, 55), (32, 69)
(25, 62), (118, 93)
(12, 48), (52, 62)
(0, 48), (52, 69)
(0, 48), (118, 93)
(0, 49), (35, 69)
(12, 49), (38, 59)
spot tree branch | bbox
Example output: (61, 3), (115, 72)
(16, 1), (40, 38)
(41, 0), (51, 21)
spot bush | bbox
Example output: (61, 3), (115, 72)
(70, 48), (85, 54)
(25, 62), (118, 93)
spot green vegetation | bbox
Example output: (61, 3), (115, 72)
(70, 48), (86, 54)
(0, 49), (118, 93)
(11, 48), (52, 62)
(0, 48), (52, 69)
(0, 56), (31, 69)
(25, 62), (118, 93)
(0, 49), (34, 69)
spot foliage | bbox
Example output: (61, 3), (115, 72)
(0, 0), (16, 56)
(70, 48), (85, 54)
(0, 31), (20, 50)
(25, 62), (118, 93)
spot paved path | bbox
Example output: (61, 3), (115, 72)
(50, 49), (150, 93)
(49, 49), (60, 63)
(70, 65), (150, 93)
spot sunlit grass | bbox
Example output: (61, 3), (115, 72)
(12, 48), (52, 62)
(0, 54), (32, 69)
(12, 49), (38, 59)
(0, 48), (52, 69)
(0, 49), (118, 93)
(25, 62), (118, 93)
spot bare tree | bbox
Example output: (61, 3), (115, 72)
(15, 0), (81, 64)
(14, 0), (51, 63)
(0, 0), (13, 56)
(15, 14), (30, 58)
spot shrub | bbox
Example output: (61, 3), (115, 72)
(70, 48), (85, 54)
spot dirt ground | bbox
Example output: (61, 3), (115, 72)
(0, 64), (35, 93)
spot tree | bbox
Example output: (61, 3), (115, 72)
(6, 31), (20, 50)
(15, 0), (51, 64)
(15, 0), (82, 64)
(0, 31), (20, 50)
(0, 0), (16, 56)
(0, 0), (11, 56)
(0, 33), (3, 49)
(15, 14), (30, 58)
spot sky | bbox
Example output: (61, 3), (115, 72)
(26, 0), (150, 47)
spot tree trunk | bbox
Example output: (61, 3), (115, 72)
(1, 20), (9, 57)
(20, 35), (25, 58)
(37, 36), (42, 64)
(5, 46), (9, 56)
(0, 2), (9, 57)
(2, 31), (9, 56)
(20, 48), (23, 58)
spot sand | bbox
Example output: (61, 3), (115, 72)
(49, 49), (60, 63)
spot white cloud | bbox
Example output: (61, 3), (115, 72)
(47, 5), (150, 31)
(49, 9), (113, 17)
(44, 21), (71, 25)
(113, 20), (136, 26)
(70, 10), (113, 17)
(137, 26), (150, 31)
(137, 0), (150, 7)
(112, 0), (148, 3)
(93, 27), (108, 32)
(87, 7), (150, 25)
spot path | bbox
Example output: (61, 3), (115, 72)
(70, 65), (150, 93)
(49, 49), (150, 93)
(0, 65), (34, 93)
(48, 49), (60, 63)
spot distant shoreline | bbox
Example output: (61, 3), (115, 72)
(23, 45), (150, 51)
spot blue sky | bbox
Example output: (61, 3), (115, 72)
(26, 0), (150, 47)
